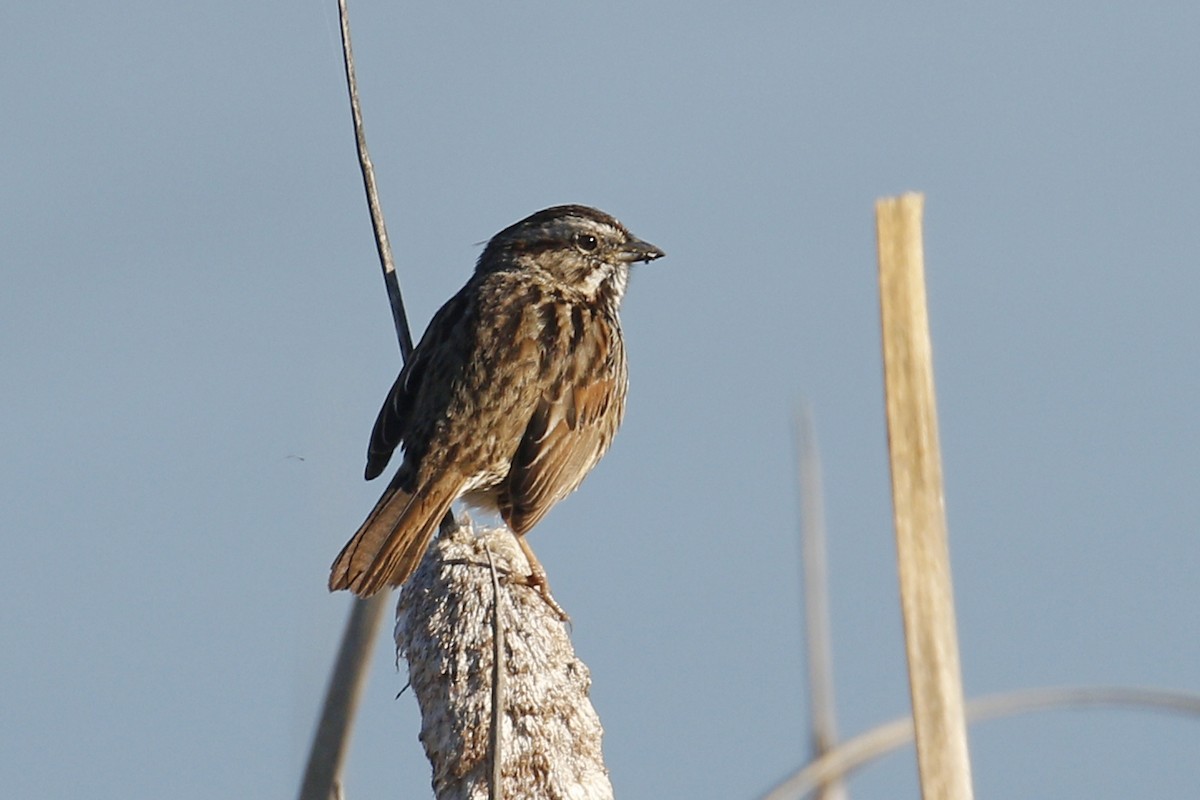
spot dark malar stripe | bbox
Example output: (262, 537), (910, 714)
(569, 305), (586, 351)
(537, 300), (561, 356)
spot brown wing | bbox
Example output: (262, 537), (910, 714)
(364, 290), (471, 480)
(500, 375), (623, 534)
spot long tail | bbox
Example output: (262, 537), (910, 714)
(329, 474), (461, 596)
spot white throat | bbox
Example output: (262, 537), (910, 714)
(578, 261), (627, 303)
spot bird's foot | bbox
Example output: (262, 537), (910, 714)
(507, 568), (570, 623)
(512, 534), (570, 622)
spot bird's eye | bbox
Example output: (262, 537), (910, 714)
(574, 233), (599, 253)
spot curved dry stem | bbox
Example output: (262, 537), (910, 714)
(760, 686), (1200, 800)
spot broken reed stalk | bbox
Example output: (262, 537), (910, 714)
(875, 193), (974, 800)
(396, 521), (612, 800)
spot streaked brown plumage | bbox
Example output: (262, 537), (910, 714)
(330, 205), (664, 599)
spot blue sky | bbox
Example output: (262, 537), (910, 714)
(4, 3), (1198, 798)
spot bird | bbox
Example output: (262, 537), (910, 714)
(329, 204), (665, 608)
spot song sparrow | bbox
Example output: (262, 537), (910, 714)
(330, 204), (665, 602)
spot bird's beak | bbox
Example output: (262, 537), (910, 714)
(617, 236), (666, 264)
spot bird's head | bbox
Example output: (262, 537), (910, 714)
(478, 205), (665, 304)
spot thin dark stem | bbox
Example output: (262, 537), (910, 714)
(484, 544), (506, 800)
(337, 0), (413, 357)
(298, 0), (451, 798)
